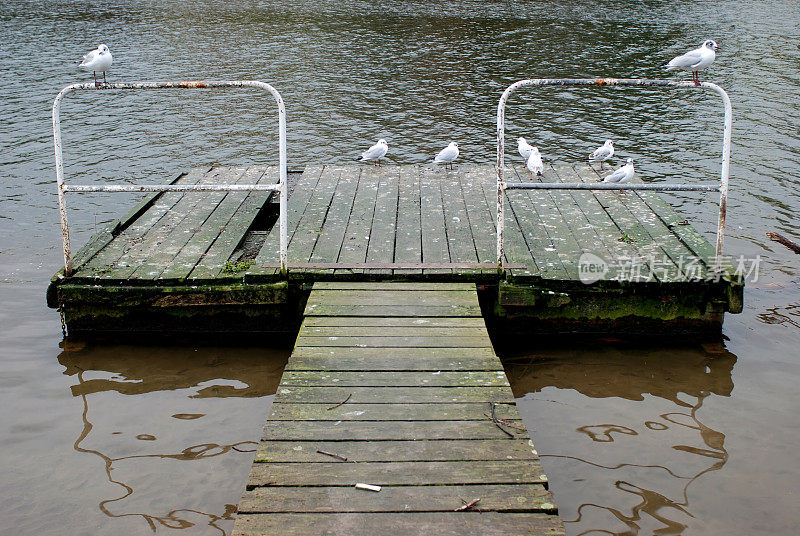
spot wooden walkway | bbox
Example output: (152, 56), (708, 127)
(233, 282), (564, 536)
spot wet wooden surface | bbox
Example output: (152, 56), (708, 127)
(233, 282), (564, 536)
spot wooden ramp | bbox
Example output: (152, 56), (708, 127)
(233, 282), (564, 536)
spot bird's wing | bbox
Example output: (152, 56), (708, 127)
(79, 49), (98, 66)
(590, 146), (611, 159)
(361, 144), (383, 160)
(667, 49), (704, 68)
(435, 146), (457, 162)
(603, 168), (625, 182)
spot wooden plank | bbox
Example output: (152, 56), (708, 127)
(312, 282), (476, 291)
(364, 169), (399, 275)
(262, 420), (526, 441)
(294, 336), (492, 348)
(280, 371), (507, 387)
(440, 174), (480, 273)
(305, 289), (478, 307)
(555, 164), (652, 282)
(286, 356), (503, 372)
(268, 402), (518, 420)
(303, 304), (481, 317)
(572, 163), (683, 282)
(248, 166), (325, 277)
(393, 166), (422, 275)
(511, 166), (581, 280)
(301, 315), (485, 328)
(157, 166), (270, 281)
(308, 166), (360, 275)
(288, 346), (496, 359)
(271, 386), (514, 404)
(123, 167), (242, 281)
(335, 166), (381, 275)
(458, 167), (501, 264)
(76, 167), (210, 277)
(233, 512), (565, 536)
(478, 177), (540, 279)
(299, 326), (487, 338)
(254, 439), (539, 463)
(239, 484), (556, 514)
(419, 167), (452, 275)
(286, 165), (344, 264)
(248, 460), (547, 487)
(186, 166), (277, 281)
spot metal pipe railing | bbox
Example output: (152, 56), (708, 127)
(496, 78), (732, 272)
(52, 80), (288, 276)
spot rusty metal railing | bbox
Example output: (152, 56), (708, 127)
(52, 80), (288, 276)
(496, 78), (732, 272)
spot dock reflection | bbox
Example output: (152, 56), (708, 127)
(58, 342), (288, 535)
(502, 343), (736, 535)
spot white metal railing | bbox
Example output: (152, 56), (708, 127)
(52, 80), (288, 276)
(496, 78), (732, 272)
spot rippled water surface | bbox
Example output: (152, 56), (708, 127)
(1, 1), (799, 534)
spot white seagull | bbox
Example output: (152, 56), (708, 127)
(359, 139), (388, 166)
(664, 40), (719, 86)
(601, 158), (635, 192)
(526, 147), (543, 179)
(517, 137), (534, 161)
(78, 44), (113, 86)
(589, 140), (614, 169)
(433, 142), (459, 170)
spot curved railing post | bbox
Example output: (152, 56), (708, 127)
(52, 81), (288, 276)
(496, 78), (732, 271)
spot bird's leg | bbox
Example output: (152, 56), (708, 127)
(93, 71), (100, 87)
(103, 72), (108, 85)
(693, 71), (700, 86)
(600, 161), (604, 170)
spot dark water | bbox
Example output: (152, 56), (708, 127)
(1, 1), (799, 534)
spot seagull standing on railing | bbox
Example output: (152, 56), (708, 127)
(358, 139), (388, 166)
(526, 147), (543, 180)
(517, 137), (534, 161)
(433, 142), (459, 170)
(78, 44), (113, 87)
(664, 40), (719, 86)
(589, 140), (614, 169)
(600, 158), (634, 193)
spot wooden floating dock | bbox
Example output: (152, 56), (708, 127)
(233, 282), (564, 536)
(47, 163), (743, 336)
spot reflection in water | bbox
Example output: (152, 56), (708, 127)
(59, 343), (287, 534)
(504, 344), (736, 535)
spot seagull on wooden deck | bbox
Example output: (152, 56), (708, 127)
(600, 158), (634, 193)
(664, 40), (719, 86)
(589, 140), (614, 169)
(358, 139), (388, 166)
(433, 142), (459, 170)
(526, 147), (543, 180)
(78, 44), (113, 86)
(517, 137), (534, 161)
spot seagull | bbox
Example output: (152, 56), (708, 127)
(589, 140), (614, 169)
(358, 139), (388, 166)
(433, 142), (459, 170)
(78, 44), (113, 86)
(517, 137), (534, 161)
(664, 40), (719, 86)
(600, 158), (634, 192)
(526, 147), (543, 179)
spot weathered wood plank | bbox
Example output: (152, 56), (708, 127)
(440, 174), (480, 271)
(285, 356), (502, 371)
(239, 484), (556, 513)
(299, 326), (487, 338)
(393, 166), (422, 275)
(336, 166), (381, 275)
(248, 460), (547, 487)
(294, 336), (492, 348)
(233, 512), (565, 536)
(279, 370), (506, 387)
(272, 386), (514, 404)
(303, 304), (482, 317)
(268, 401), (518, 420)
(308, 166), (360, 275)
(262, 419), (526, 441)
(301, 315), (486, 327)
(459, 167), (501, 265)
(419, 167), (452, 275)
(305, 289), (478, 307)
(76, 167), (210, 277)
(254, 439), (539, 463)
(288, 346), (496, 359)
(364, 169), (399, 275)
(311, 282), (476, 291)
(248, 166), (325, 277)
